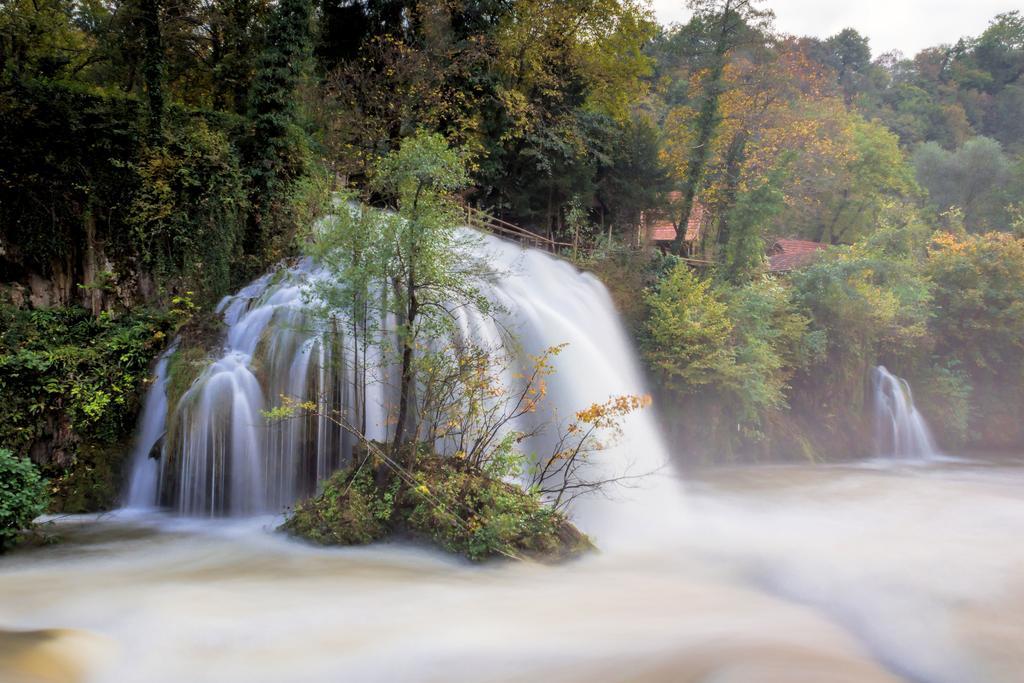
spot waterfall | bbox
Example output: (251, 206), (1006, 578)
(872, 365), (939, 459)
(125, 347), (173, 508)
(125, 229), (678, 533)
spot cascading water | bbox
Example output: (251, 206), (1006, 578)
(872, 365), (939, 459)
(125, 347), (173, 508)
(126, 228), (679, 535)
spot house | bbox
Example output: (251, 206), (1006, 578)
(767, 238), (828, 273)
(641, 192), (707, 257)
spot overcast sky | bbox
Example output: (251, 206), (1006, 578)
(650, 1), (1018, 57)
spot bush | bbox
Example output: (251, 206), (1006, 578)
(641, 262), (822, 457)
(579, 245), (672, 335)
(0, 304), (174, 511)
(0, 448), (49, 552)
(925, 231), (1024, 447)
(280, 444), (593, 562)
(280, 462), (394, 546)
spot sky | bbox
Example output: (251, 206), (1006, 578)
(650, 0), (1018, 57)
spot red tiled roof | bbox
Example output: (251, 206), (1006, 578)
(768, 239), (828, 272)
(642, 195), (706, 243)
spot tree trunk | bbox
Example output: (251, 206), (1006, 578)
(392, 269), (418, 461)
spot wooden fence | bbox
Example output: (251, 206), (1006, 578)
(461, 204), (718, 268)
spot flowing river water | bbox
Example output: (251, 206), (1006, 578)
(2, 456), (1023, 683)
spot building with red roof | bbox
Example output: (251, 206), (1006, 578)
(767, 238), (828, 272)
(641, 192), (707, 256)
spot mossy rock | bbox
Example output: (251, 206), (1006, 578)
(165, 311), (226, 409)
(280, 444), (594, 563)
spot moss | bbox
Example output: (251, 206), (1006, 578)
(165, 310), (225, 409)
(165, 346), (211, 410)
(280, 444), (594, 563)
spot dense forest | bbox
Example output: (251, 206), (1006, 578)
(2, 0), (1024, 516)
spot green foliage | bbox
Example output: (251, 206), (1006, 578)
(405, 456), (584, 562)
(0, 305), (173, 509)
(129, 117), (249, 301)
(310, 131), (488, 451)
(926, 232), (1024, 376)
(247, 0), (313, 251)
(630, 213), (1024, 458)
(579, 243), (674, 335)
(280, 462), (393, 546)
(924, 232), (1024, 447)
(913, 363), (972, 450)
(0, 80), (273, 305)
(642, 263), (735, 395)
(913, 137), (1019, 233)
(281, 447), (591, 562)
(725, 279), (822, 422)
(0, 80), (141, 274)
(788, 222), (931, 422)
(0, 448), (49, 553)
(799, 116), (919, 245)
(641, 259), (820, 453)
(721, 165), (787, 284)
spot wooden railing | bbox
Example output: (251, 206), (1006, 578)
(462, 205), (574, 253)
(462, 204), (719, 268)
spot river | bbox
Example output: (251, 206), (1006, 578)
(2, 456), (1022, 683)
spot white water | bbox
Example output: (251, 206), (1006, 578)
(124, 348), (172, 508)
(126, 229), (679, 538)
(872, 366), (940, 459)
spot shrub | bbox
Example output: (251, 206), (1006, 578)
(0, 304), (174, 511)
(280, 444), (592, 562)
(0, 449), (49, 552)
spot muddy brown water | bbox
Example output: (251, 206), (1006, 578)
(2, 457), (1022, 683)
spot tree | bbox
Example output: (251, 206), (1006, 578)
(477, 0), (657, 231)
(642, 262), (735, 395)
(720, 163), (786, 284)
(641, 260), (818, 453)
(972, 11), (1024, 94)
(815, 115), (918, 244)
(789, 219), (931, 415)
(594, 114), (672, 240)
(669, 0), (773, 256)
(0, 0), (95, 82)
(247, 0), (313, 250)
(913, 136), (1013, 232)
(926, 231), (1024, 378)
(925, 231), (1024, 447)
(823, 28), (872, 104)
(310, 131), (490, 458)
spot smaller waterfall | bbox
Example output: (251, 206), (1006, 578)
(125, 348), (174, 507)
(872, 366), (939, 459)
